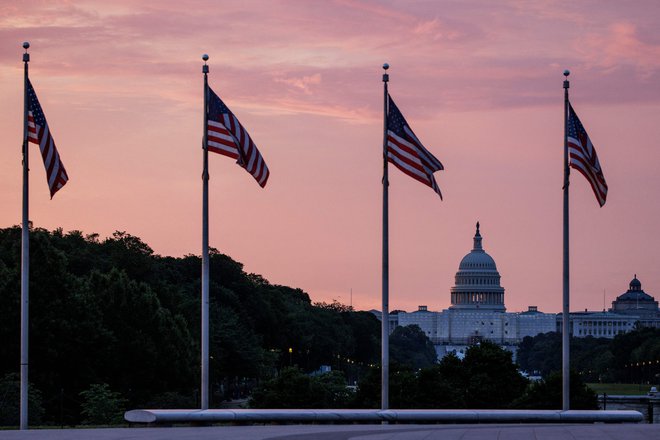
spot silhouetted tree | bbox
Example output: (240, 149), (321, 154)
(249, 368), (351, 408)
(415, 353), (466, 408)
(513, 371), (598, 409)
(0, 226), (382, 424)
(390, 325), (437, 369)
(462, 341), (528, 408)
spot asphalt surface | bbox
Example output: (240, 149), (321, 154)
(1, 423), (659, 440)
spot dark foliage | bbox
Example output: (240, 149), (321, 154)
(354, 342), (527, 409)
(610, 327), (660, 383)
(415, 353), (466, 408)
(517, 329), (660, 383)
(249, 368), (352, 409)
(79, 383), (127, 425)
(0, 373), (44, 426)
(389, 325), (438, 369)
(0, 227), (380, 425)
(462, 341), (528, 408)
(513, 370), (598, 409)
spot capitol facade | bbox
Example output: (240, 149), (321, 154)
(373, 223), (660, 359)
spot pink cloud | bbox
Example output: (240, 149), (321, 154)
(2, 0), (660, 315)
(583, 21), (660, 78)
(274, 73), (322, 95)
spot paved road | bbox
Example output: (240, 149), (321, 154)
(0, 424), (659, 440)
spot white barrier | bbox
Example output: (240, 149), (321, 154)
(125, 408), (643, 424)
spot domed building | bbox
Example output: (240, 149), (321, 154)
(380, 224), (660, 359)
(450, 222), (505, 311)
(566, 276), (659, 339)
(395, 222), (556, 358)
(611, 275), (659, 317)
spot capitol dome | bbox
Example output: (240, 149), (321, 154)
(458, 238), (497, 270)
(450, 222), (505, 311)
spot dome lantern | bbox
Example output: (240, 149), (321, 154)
(473, 221), (483, 251)
(630, 275), (642, 291)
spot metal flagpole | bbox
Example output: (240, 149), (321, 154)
(20, 41), (31, 431)
(201, 53), (210, 410)
(381, 62), (389, 411)
(562, 69), (571, 411)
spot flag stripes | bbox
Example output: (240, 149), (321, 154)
(207, 120), (240, 159)
(26, 79), (68, 198)
(386, 95), (443, 198)
(567, 103), (607, 207)
(206, 87), (269, 187)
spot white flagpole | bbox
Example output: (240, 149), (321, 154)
(201, 54), (210, 410)
(20, 41), (31, 431)
(562, 69), (571, 411)
(381, 63), (389, 411)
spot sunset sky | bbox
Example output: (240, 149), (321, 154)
(2, 0), (659, 314)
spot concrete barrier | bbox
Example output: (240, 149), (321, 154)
(599, 394), (660, 423)
(124, 408), (643, 425)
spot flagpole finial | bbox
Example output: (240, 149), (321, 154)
(382, 63), (389, 83)
(383, 63), (389, 70)
(563, 69), (570, 77)
(202, 54), (209, 74)
(22, 42), (30, 62)
(563, 69), (570, 89)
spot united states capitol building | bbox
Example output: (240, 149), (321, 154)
(373, 223), (660, 358)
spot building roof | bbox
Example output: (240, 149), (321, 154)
(567, 311), (635, 319)
(614, 275), (655, 303)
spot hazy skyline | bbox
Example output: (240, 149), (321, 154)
(2, 0), (659, 314)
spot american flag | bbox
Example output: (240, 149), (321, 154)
(567, 103), (607, 207)
(26, 79), (68, 198)
(386, 95), (443, 198)
(206, 87), (269, 187)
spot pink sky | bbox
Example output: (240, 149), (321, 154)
(2, 0), (660, 314)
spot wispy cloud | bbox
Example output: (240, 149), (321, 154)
(4, 0), (660, 117)
(274, 73), (322, 95)
(582, 21), (660, 78)
(2, 1), (660, 314)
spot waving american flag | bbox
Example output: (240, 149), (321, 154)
(386, 94), (443, 198)
(206, 87), (269, 187)
(567, 103), (608, 207)
(26, 79), (68, 198)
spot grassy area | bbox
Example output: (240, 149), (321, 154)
(587, 383), (658, 395)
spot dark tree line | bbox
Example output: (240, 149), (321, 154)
(0, 226), (380, 425)
(0, 226), (602, 426)
(517, 329), (660, 383)
(250, 340), (596, 410)
(355, 340), (530, 409)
